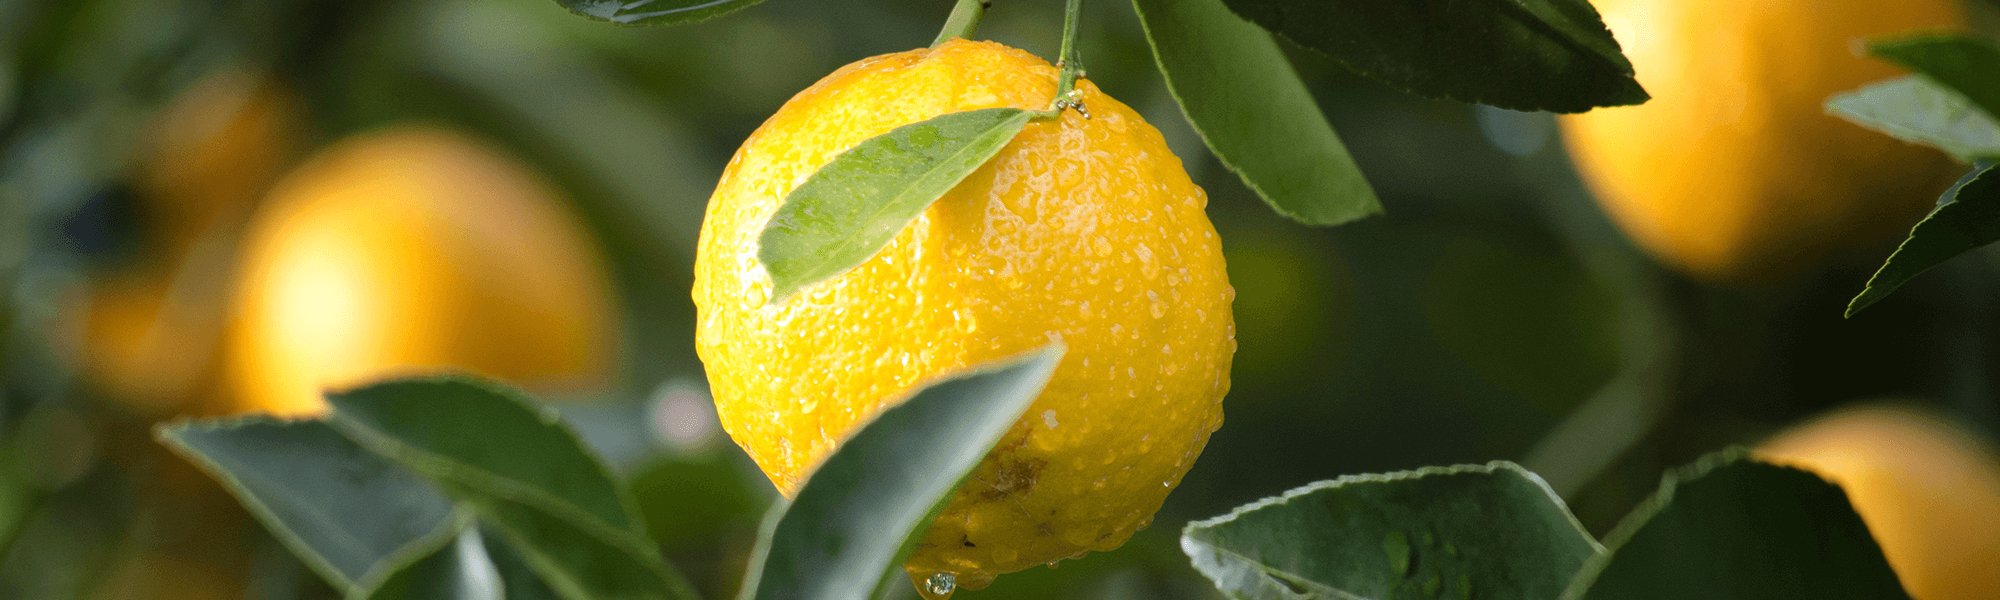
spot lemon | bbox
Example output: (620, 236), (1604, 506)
(68, 69), (301, 416)
(224, 126), (621, 416)
(138, 68), (303, 255)
(693, 39), (1235, 592)
(1758, 403), (2000, 600)
(1559, 0), (1963, 281)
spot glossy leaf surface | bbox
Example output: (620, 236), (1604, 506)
(1827, 75), (2000, 161)
(1182, 462), (1599, 600)
(1220, 0), (1646, 112)
(1869, 35), (2000, 119)
(553, 0), (765, 26)
(1133, 0), (1381, 226)
(1560, 450), (1909, 600)
(158, 418), (459, 594)
(326, 378), (697, 600)
(1849, 162), (2000, 316)
(738, 345), (1064, 600)
(758, 107), (1034, 303)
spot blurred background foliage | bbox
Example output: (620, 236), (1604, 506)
(0, 0), (1997, 598)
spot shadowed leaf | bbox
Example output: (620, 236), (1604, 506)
(1849, 162), (2000, 316)
(738, 345), (1064, 600)
(552, 0), (765, 26)
(326, 377), (698, 600)
(1219, 0), (1646, 112)
(1133, 0), (1381, 226)
(1559, 449), (1909, 600)
(1182, 462), (1599, 600)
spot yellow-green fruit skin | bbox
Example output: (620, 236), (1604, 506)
(693, 40), (1234, 589)
(1560, 0), (1964, 281)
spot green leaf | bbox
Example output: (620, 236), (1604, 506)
(362, 527), (564, 600)
(737, 345), (1065, 600)
(1827, 75), (2000, 161)
(1181, 462), (1600, 600)
(325, 377), (698, 600)
(359, 528), (501, 600)
(1132, 0), (1382, 226)
(1848, 162), (2000, 316)
(551, 0), (766, 26)
(1868, 35), (2000, 120)
(1218, 0), (1646, 112)
(156, 418), (460, 595)
(1560, 449), (1908, 600)
(757, 107), (1035, 303)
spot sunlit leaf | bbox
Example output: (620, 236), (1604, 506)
(1182, 462), (1599, 600)
(1848, 162), (2000, 316)
(1133, 0), (1381, 226)
(1219, 0), (1646, 112)
(1559, 449), (1908, 600)
(738, 345), (1064, 600)
(157, 418), (459, 595)
(1868, 35), (2000, 120)
(1827, 75), (2000, 161)
(758, 107), (1035, 303)
(553, 0), (765, 26)
(326, 377), (698, 600)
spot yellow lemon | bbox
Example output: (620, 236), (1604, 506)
(138, 68), (304, 254)
(1758, 403), (2000, 600)
(693, 39), (1234, 592)
(69, 68), (301, 416)
(1560, 0), (1964, 281)
(224, 126), (620, 416)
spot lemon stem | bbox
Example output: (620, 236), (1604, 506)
(1049, 0), (1086, 113)
(932, 0), (989, 47)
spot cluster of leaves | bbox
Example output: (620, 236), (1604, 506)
(165, 341), (1914, 600)
(577, 0), (1647, 299)
(1831, 34), (2000, 316)
(158, 347), (1063, 600)
(1182, 450), (1911, 600)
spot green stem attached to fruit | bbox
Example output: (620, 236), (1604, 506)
(932, 0), (989, 47)
(1048, 0), (1087, 116)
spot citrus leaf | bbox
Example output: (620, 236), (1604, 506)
(1827, 75), (2000, 161)
(359, 528), (503, 600)
(325, 377), (698, 600)
(1848, 162), (2000, 317)
(361, 527), (564, 600)
(1868, 35), (2000, 121)
(1219, 0), (1646, 112)
(737, 345), (1064, 600)
(757, 107), (1035, 304)
(1559, 449), (1908, 600)
(551, 0), (765, 26)
(1181, 462), (1599, 600)
(156, 418), (460, 595)
(1133, 0), (1382, 226)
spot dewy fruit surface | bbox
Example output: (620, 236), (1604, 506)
(693, 39), (1234, 590)
(1559, 0), (1962, 281)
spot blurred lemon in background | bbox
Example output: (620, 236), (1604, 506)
(224, 125), (620, 416)
(137, 68), (303, 256)
(694, 39), (1234, 594)
(68, 68), (303, 416)
(1560, 0), (1963, 281)
(1758, 403), (2000, 600)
